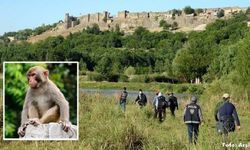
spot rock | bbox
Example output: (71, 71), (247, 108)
(21, 123), (77, 139)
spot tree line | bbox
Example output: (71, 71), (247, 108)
(0, 12), (249, 86)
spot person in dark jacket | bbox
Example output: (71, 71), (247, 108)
(120, 87), (128, 112)
(214, 93), (240, 135)
(168, 93), (178, 117)
(135, 89), (147, 108)
(183, 96), (203, 144)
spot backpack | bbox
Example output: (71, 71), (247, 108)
(157, 96), (166, 108)
(169, 96), (177, 107)
(141, 93), (147, 103)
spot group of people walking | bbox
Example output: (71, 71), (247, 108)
(152, 92), (179, 121)
(119, 87), (241, 144)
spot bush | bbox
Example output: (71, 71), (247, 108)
(217, 9), (225, 18)
(118, 74), (129, 82)
(151, 74), (178, 83)
(87, 72), (105, 81)
(175, 85), (189, 93)
(124, 66), (136, 76)
(129, 75), (151, 83)
(159, 20), (171, 30)
(188, 84), (205, 95)
(128, 74), (179, 83)
(246, 7), (250, 14)
(106, 73), (120, 82)
(196, 8), (204, 14)
(184, 6), (195, 14)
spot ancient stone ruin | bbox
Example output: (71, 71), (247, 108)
(28, 6), (247, 43)
(63, 6), (246, 31)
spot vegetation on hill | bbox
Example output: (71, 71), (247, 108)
(0, 23), (57, 42)
(0, 11), (249, 99)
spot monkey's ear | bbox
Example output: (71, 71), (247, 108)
(43, 70), (49, 78)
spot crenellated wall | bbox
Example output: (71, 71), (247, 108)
(63, 7), (247, 31)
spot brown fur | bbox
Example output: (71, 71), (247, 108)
(18, 66), (71, 137)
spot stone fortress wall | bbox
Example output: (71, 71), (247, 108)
(28, 7), (247, 43)
(63, 7), (246, 32)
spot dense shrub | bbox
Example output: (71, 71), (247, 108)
(188, 84), (205, 95)
(87, 72), (105, 81)
(106, 73), (120, 82)
(118, 74), (129, 82)
(124, 66), (136, 76)
(184, 6), (195, 14)
(151, 74), (178, 83)
(175, 85), (189, 93)
(129, 75), (151, 83)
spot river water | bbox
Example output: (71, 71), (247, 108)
(81, 88), (191, 103)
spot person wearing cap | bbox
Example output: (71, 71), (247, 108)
(183, 96), (203, 144)
(119, 87), (128, 112)
(214, 93), (240, 135)
(135, 89), (147, 108)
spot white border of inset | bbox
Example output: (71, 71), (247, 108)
(3, 61), (79, 141)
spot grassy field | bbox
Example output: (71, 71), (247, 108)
(0, 92), (249, 149)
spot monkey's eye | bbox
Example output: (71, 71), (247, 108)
(30, 73), (36, 77)
(27, 73), (36, 78)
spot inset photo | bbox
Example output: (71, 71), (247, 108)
(3, 62), (79, 140)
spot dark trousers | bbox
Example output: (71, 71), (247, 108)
(138, 102), (146, 109)
(170, 107), (176, 116)
(154, 107), (157, 118)
(154, 107), (165, 122)
(187, 123), (199, 144)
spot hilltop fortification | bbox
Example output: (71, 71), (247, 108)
(28, 7), (246, 43)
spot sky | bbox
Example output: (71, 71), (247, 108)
(1, 0), (250, 35)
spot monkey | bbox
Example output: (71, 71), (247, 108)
(18, 66), (71, 137)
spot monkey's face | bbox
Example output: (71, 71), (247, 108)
(27, 71), (39, 88)
(27, 66), (49, 89)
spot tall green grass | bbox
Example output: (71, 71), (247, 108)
(78, 94), (250, 149)
(0, 93), (249, 149)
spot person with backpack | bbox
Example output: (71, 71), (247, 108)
(183, 96), (203, 144)
(168, 93), (178, 117)
(214, 93), (240, 135)
(154, 92), (168, 122)
(119, 87), (128, 112)
(135, 89), (147, 108)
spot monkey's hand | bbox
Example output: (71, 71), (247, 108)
(18, 123), (29, 137)
(28, 118), (42, 126)
(18, 127), (25, 137)
(59, 121), (72, 132)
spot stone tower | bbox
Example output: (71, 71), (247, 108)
(64, 13), (70, 29)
